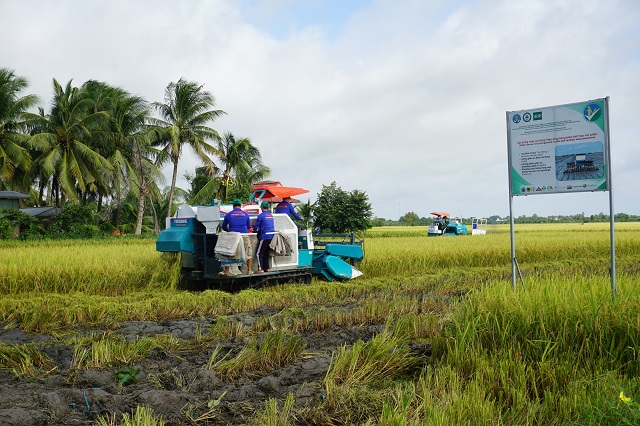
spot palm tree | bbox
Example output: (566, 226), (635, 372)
(98, 84), (149, 231)
(27, 79), (112, 206)
(185, 166), (220, 204)
(0, 68), (40, 189)
(187, 132), (270, 205)
(81, 81), (165, 234)
(132, 134), (164, 234)
(150, 78), (225, 218)
(152, 185), (189, 231)
(297, 200), (314, 230)
(215, 132), (267, 202)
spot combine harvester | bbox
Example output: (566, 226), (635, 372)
(156, 182), (364, 292)
(427, 212), (468, 237)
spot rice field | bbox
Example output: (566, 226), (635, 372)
(1, 222), (639, 425)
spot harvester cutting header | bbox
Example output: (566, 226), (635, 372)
(156, 182), (364, 291)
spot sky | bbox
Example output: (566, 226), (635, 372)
(2, 0), (639, 220)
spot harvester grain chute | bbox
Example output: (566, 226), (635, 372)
(471, 217), (487, 235)
(156, 182), (364, 291)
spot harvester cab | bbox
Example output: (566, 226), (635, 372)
(156, 182), (364, 291)
(427, 212), (449, 237)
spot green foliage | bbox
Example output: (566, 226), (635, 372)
(297, 200), (314, 229)
(115, 367), (140, 386)
(510, 212), (640, 224)
(0, 209), (46, 240)
(371, 217), (388, 227)
(185, 166), (216, 202)
(0, 68), (39, 187)
(225, 179), (253, 204)
(313, 182), (372, 234)
(399, 211), (422, 226)
(49, 203), (103, 238)
(99, 220), (116, 234)
(185, 133), (270, 205)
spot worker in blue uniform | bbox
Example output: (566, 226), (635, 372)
(221, 199), (252, 275)
(275, 197), (302, 220)
(254, 201), (275, 273)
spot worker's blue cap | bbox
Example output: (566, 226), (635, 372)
(232, 198), (242, 206)
(261, 201), (270, 208)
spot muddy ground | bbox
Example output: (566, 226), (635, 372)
(0, 309), (388, 426)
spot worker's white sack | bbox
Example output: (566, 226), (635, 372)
(215, 232), (241, 256)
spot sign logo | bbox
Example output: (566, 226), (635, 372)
(512, 114), (521, 123)
(583, 103), (602, 122)
(533, 111), (542, 120)
(523, 112), (532, 122)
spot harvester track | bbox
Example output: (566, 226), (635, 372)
(180, 268), (314, 292)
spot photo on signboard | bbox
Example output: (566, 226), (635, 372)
(554, 141), (605, 181)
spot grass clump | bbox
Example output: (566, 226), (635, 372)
(0, 342), (56, 378)
(308, 319), (427, 424)
(212, 329), (306, 378)
(252, 393), (297, 426)
(69, 332), (155, 370)
(96, 405), (164, 426)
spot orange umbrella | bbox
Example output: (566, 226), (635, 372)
(250, 183), (309, 202)
(430, 211), (450, 217)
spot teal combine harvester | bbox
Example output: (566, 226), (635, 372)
(427, 211), (469, 237)
(156, 182), (364, 292)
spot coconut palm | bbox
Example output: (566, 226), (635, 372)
(0, 68), (40, 189)
(152, 185), (189, 230)
(216, 132), (256, 201)
(81, 81), (165, 233)
(150, 78), (225, 218)
(97, 83), (149, 230)
(81, 80), (121, 209)
(131, 134), (164, 234)
(27, 79), (112, 206)
(188, 132), (270, 205)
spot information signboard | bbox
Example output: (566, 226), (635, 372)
(506, 98), (609, 196)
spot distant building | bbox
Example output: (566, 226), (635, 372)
(0, 192), (61, 237)
(20, 206), (61, 218)
(0, 191), (30, 210)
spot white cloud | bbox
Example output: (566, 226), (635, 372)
(2, 0), (638, 219)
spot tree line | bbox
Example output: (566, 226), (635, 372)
(0, 68), (269, 234)
(375, 211), (640, 226)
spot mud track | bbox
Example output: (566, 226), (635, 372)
(0, 309), (384, 425)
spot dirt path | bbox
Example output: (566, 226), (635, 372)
(0, 312), (383, 425)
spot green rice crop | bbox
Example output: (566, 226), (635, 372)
(1, 222), (640, 424)
(0, 239), (173, 295)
